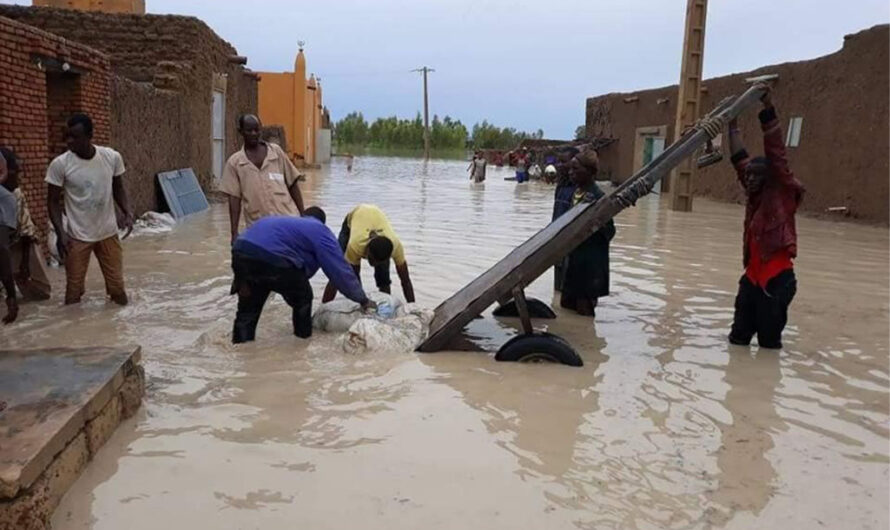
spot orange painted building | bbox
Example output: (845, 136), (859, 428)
(258, 47), (326, 166)
(33, 0), (145, 14)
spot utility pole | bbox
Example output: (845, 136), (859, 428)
(668, 0), (708, 212)
(412, 66), (434, 160)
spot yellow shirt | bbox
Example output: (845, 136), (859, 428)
(344, 204), (406, 266)
(219, 142), (301, 227)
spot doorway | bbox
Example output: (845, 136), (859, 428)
(211, 89), (225, 184)
(46, 71), (82, 160)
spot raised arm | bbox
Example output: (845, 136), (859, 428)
(757, 89), (797, 187)
(727, 117), (749, 187)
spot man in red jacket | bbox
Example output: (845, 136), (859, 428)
(727, 86), (804, 349)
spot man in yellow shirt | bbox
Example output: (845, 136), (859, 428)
(322, 204), (415, 303)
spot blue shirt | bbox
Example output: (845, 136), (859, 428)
(235, 216), (368, 304)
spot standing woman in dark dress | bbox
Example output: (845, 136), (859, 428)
(554, 148), (615, 317)
(552, 146), (579, 291)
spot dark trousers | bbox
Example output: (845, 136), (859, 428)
(231, 252), (313, 343)
(729, 269), (797, 349)
(337, 216), (391, 290)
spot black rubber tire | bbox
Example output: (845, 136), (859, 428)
(492, 298), (557, 319)
(495, 332), (583, 367)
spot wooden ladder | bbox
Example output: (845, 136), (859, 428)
(668, 0), (709, 212)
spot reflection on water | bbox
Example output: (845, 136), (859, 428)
(1, 156), (887, 529)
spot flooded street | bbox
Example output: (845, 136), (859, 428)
(1, 156), (887, 529)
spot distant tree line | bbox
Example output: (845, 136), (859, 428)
(333, 112), (543, 150)
(471, 121), (544, 149)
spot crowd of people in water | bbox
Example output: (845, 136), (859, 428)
(0, 86), (800, 350)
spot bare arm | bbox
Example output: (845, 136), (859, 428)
(18, 236), (31, 278)
(227, 195), (242, 245)
(0, 227), (18, 324)
(728, 118), (745, 157)
(47, 184), (69, 260)
(757, 90), (797, 187)
(396, 262), (415, 303)
(322, 263), (360, 303)
(112, 175), (133, 229)
(288, 182), (305, 214)
(727, 118), (749, 187)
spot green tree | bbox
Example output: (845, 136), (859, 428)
(333, 112), (368, 145)
(574, 125), (586, 140)
(334, 112), (537, 151)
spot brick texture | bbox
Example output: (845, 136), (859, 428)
(586, 24), (889, 223)
(0, 15), (111, 247)
(110, 76), (189, 214)
(0, 4), (259, 203)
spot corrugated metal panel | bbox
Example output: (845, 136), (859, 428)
(157, 168), (209, 218)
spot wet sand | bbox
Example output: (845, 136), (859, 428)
(1, 156), (887, 529)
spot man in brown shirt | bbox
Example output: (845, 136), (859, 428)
(220, 114), (305, 244)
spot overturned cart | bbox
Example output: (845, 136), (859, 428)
(417, 84), (768, 365)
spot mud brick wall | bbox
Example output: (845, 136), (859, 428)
(110, 76), (190, 215)
(586, 25), (889, 223)
(0, 15), (111, 247)
(0, 4), (258, 196)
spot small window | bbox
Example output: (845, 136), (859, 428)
(786, 117), (803, 147)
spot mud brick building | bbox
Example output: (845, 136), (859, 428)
(586, 25), (889, 223)
(0, 15), (112, 245)
(0, 4), (257, 226)
(34, 0), (145, 14)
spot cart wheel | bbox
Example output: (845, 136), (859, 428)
(495, 332), (583, 367)
(492, 298), (557, 319)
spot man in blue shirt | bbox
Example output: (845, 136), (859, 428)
(231, 207), (372, 343)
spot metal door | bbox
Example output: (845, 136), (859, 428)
(212, 90), (225, 183)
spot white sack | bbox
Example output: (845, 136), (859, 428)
(341, 304), (434, 355)
(312, 293), (404, 332)
(131, 211), (176, 236)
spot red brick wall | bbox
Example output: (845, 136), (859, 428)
(586, 25), (889, 223)
(0, 5), (259, 195)
(0, 15), (111, 246)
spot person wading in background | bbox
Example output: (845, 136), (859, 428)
(1, 147), (51, 302)
(230, 207), (373, 343)
(322, 204), (416, 304)
(515, 148), (529, 183)
(47, 113), (134, 306)
(220, 114), (305, 245)
(727, 86), (803, 349)
(0, 151), (18, 323)
(469, 151), (487, 183)
(553, 148), (615, 318)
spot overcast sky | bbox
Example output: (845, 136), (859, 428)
(10, 0), (889, 138)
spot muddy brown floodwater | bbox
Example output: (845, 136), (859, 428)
(1, 156), (888, 529)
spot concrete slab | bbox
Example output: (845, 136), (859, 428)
(0, 346), (142, 499)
